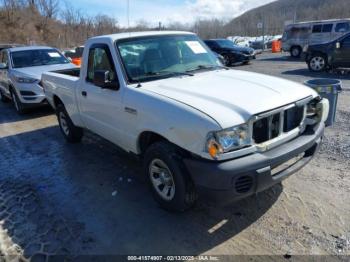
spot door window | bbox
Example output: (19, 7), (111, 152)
(322, 24), (333, 33)
(312, 24), (333, 33)
(335, 22), (350, 33)
(312, 25), (322, 33)
(86, 45), (117, 86)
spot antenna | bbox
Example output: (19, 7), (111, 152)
(127, 0), (130, 32)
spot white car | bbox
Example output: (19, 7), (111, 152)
(0, 46), (76, 114)
(42, 31), (329, 211)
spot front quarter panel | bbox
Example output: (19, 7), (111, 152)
(122, 87), (221, 157)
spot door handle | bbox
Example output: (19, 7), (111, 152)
(82, 91), (87, 97)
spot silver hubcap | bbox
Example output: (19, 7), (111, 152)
(149, 159), (175, 201)
(310, 56), (325, 71)
(59, 112), (70, 136)
(12, 92), (19, 111)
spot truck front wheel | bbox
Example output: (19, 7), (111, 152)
(143, 141), (197, 212)
(56, 104), (83, 143)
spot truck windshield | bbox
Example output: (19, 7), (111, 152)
(11, 49), (70, 68)
(116, 34), (222, 83)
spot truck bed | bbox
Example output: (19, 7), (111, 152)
(52, 68), (80, 77)
(42, 69), (81, 125)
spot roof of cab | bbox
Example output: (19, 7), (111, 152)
(7, 46), (57, 52)
(89, 31), (195, 42)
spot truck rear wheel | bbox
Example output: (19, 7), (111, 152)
(143, 141), (197, 212)
(56, 104), (83, 143)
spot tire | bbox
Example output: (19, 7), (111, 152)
(308, 54), (327, 72)
(222, 54), (231, 66)
(290, 46), (301, 58)
(0, 89), (10, 103)
(10, 89), (25, 114)
(143, 141), (197, 212)
(56, 103), (83, 143)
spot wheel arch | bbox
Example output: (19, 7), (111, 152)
(53, 95), (64, 109)
(138, 131), (169, 155)
(290, 45), (302, 52)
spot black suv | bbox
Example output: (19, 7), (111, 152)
(204, 39), (255, 66)
(305, 33), (350, 72)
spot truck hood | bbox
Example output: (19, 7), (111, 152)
(12, 63), (77, 80)
(141, 69), (317, 128)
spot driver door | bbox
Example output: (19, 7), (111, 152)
(78, 43), (126, 147)
(333, 36), (350, 66)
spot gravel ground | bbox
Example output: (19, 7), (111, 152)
(0, 52), (349, 261)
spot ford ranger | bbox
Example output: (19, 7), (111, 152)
(42, 31), (329, 211)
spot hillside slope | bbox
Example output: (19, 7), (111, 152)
(224, 0), (350, 36)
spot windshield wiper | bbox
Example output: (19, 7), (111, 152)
(143, 71), (194, 78)
(186, 64), (228, 73)
(147, 71), (193, 76)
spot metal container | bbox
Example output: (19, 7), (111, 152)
(304, 79), (342, 126)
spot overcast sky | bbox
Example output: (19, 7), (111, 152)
(70, 0), (276, 27)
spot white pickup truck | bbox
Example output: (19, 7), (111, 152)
(42, 31), (329, 211)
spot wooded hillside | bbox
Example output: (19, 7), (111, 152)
(223, 0), (350, 37)
(1, 0), (350, 48)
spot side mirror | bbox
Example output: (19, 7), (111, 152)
(336, 42), (341, 49)
(0, 63), (7, 69)
(93, 70), (119, 90)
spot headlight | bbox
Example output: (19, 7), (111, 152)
(306, 98), (329, 124)
(206, 124), (251, 159)
(14, 76), (38, 84)
(318, 98), (329, 123)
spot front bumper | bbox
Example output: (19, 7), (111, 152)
(15, 82), (47, 106)
(184, 123), (324, 204)
(241, 54), (254, 62)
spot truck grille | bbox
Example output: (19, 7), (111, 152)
(253, 106), (304, 144)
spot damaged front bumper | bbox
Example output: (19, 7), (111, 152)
(184, 122), (325, 204)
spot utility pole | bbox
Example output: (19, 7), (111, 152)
(159, 21), (162, 31)
(262, 19), (265, 51)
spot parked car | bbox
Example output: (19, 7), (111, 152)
(282, 19), (350, 58)
(63, 46), (84, 66)
(0, 46), (76, 114)
(42, 31), (329, 212)
(266, 35), (282, 49)
(232, 36), (252, 47)
(304, 32), (350, 72)
(204, 39), (256, 66)
(0, 44), (23, 52)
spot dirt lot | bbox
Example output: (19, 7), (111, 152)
(0, 52), (349, 261)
